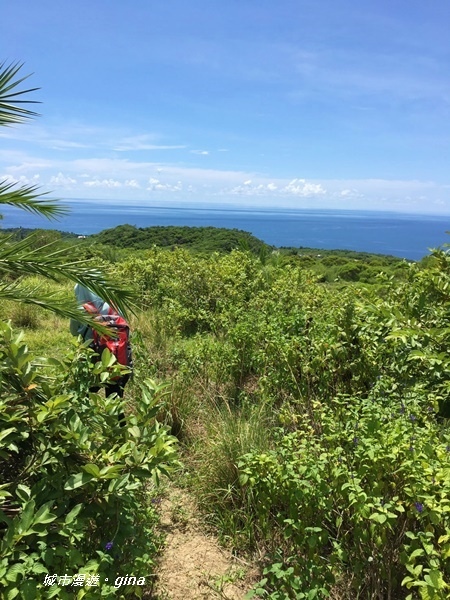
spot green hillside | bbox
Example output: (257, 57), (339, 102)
(91, 224), (271, 254)
(2, 224), (410, 284)
(1, 233), (449, 598)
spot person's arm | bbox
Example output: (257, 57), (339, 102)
(70, 307), (92, 340)
(70, 317), (80, 336)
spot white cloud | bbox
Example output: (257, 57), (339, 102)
(338, 188), (363, 200)
(283, 179), (326, 196)
(115, 134), (186, 152)
(49, 172), (77, 187)
(83, 179), (122, 188)
(125, 179), (140, 188)
(1, 174), (41, 186)
(190, 150), (209, 155)
(0, 123), (92, 149)
(0, 174), (17, 184)
(146, 178), (182, 192)
(0, 124), (188, 155)
(1, 143), (450, 213)
(229, 178), (325, 198)
(0, 152), (54, 173)
(230, 181), (278, 196)
(49, 140), (90, 150)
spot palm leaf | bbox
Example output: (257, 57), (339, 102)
(0, 61), (135, 322)
(0, 63), (66, 221)
(0, 280), (116, 335)
(0, 180), (68, 220)
(0, 235), (136, 316)
(0, 62), (40, 126)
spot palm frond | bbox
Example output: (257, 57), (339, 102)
(0, 180), (68, 220)
(0, 235), (136, 316)
(0, 62), (40, 126)
(0, 280), (115, 334)
(0, 62), (136, 324)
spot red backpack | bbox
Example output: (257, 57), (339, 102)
(83, 301), (132, 370)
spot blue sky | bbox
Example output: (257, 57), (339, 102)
(2, 0), (450, 213)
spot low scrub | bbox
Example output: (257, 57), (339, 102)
(0, 322), (178, 599)
(240, 385), (450, 599)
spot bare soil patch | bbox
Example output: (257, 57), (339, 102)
(152, 488), (259, 599)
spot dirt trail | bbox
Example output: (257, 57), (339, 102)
(152, 488), (259, 599)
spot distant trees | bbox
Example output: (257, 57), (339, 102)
(93, 224), (272, 254)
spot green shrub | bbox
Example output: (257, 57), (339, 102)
(240, 386), (450, 599)
(0, 321), (178, 599)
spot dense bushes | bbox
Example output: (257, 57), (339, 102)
(2, 231), (449, 598)
(116, 245), (450, 598)
(0, 323), (177, 599)
(116, 248), (376, 401)
(240, 385), (450, 598)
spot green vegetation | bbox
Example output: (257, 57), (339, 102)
(0, 328), (176, 599)
(281, 246), (408, 283)
(108, 242), (448, 599)
(3, 224), (410, 285)
(1, 62), (449, 600)
(1, 229), (450, 598)
(0, 63), (177, 600)
(92, 223), (272, 254)
(1, 228), (79, 242)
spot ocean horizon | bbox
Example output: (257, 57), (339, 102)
(1, 199), (449, 261)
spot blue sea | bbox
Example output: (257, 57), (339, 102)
(2, 200), (449, 261)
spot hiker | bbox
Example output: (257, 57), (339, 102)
(70, 284), (132, 425)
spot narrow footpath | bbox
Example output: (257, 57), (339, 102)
(152, 488), (259, 599)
